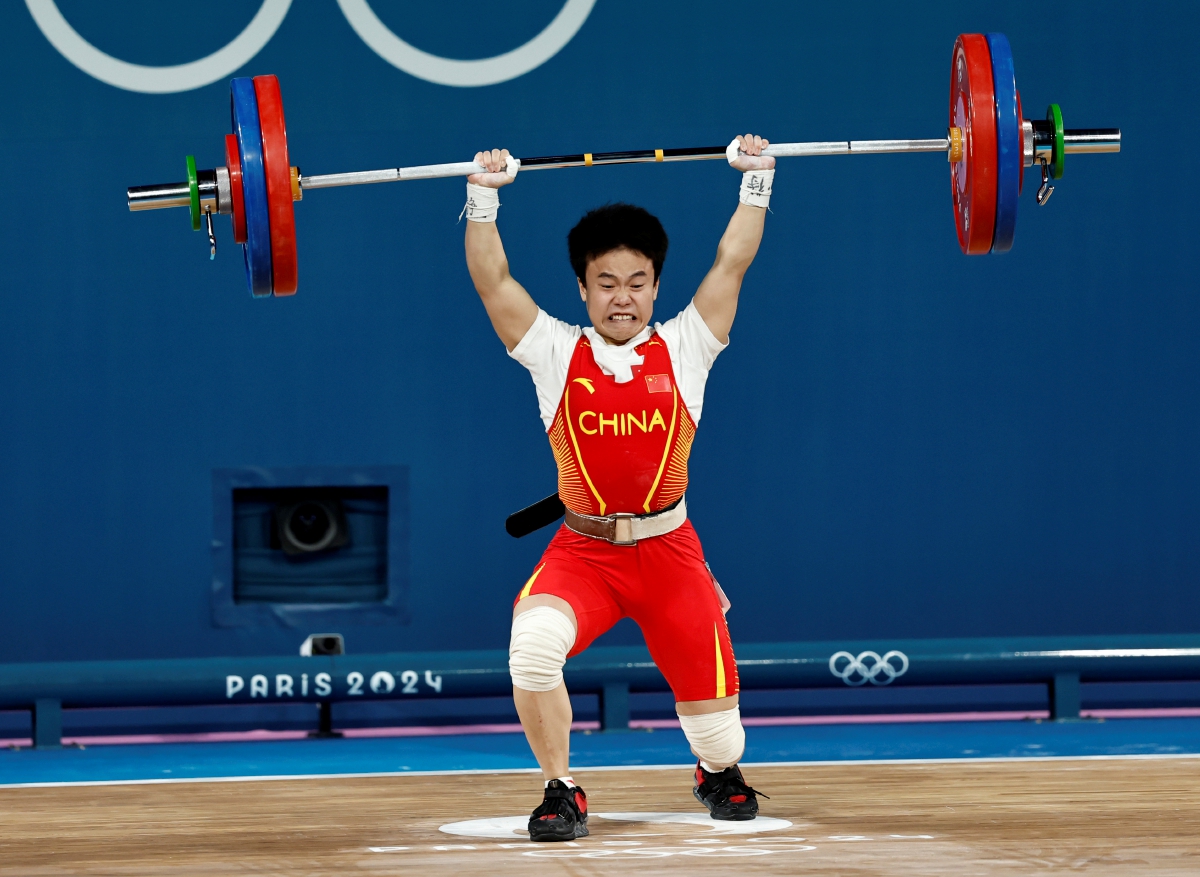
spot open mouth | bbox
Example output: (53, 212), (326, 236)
(608, 314), (636, 323)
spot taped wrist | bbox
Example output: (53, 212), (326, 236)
(462, 155), (521, 223)
(677, 704), (745, 771)
(464, 182), (501, 223)
(725, 138), (774, 209)
(509, 605), (576, 692)
(739, 168), (774, 208)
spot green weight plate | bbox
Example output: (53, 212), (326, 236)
(1048, 103), (1065, 180)
(186, 155), (200, 231)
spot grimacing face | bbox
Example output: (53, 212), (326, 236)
(577, 247), (659, 345)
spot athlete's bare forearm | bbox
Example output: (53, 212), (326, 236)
(692, 203), (766, 343)
(716, 202), (768, 275)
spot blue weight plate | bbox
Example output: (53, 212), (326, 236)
(987, 32), (1020, 253)
(230, 78), (273, 297)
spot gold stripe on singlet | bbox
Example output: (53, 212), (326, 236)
(642, 384), (679, 512)
(518, 563), (547, 601)
(714, 624), (727, 699)
(564, 379), (607, 515)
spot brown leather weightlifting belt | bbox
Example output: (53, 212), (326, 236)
(564, 496), (687, 546)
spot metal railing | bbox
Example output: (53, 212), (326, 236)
(3, 634), (1199, 747)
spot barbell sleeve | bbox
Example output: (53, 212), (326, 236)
(1060, 129), (1122, 153)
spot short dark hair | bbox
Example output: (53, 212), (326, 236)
(567, 203), (668, 284)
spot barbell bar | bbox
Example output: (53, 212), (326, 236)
(126, 32), (1120, 298)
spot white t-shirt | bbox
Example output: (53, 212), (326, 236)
(509, 300), (728, 431)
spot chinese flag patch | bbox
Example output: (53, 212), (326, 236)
(644, 374), (672, 394)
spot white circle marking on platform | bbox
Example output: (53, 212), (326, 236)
(439, 811), (794, 839)
(439, 816), (529, 839)
(597, 812), (794, 834)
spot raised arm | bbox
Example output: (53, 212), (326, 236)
(464, 148), (539, 351)
(692, 134), (776, 344)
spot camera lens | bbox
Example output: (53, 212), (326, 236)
(284, 501), (337, 552)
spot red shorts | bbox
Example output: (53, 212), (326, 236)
(514, 520), (739, 703)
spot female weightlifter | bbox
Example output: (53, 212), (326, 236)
(463, 134), (775, 842)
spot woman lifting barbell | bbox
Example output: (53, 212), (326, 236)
(464, 134), (774, 841)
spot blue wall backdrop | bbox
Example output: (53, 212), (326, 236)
(0, 1), (1195, 664)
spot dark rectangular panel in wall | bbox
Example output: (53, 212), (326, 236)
(212, 467), (409, 629)
(232, 487), (388, 604)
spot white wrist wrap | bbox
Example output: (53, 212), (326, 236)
(677, 705), (746, 771)
(726, 139), (774, 208)
(464, 183), (500, 223)
(509, 606), (576, 692)
(739, 168), (774, 208)
(462, 155), (520, 222)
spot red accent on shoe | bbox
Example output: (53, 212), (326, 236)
(574, 792), (587, 813)
(729, 795), (747, 803)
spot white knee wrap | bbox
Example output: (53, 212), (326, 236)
(508, 606), (576, 692)
(677, 705), (745, 771)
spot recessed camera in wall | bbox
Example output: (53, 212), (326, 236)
(231, 485), (389, 605)
(274, 499), (349, 555)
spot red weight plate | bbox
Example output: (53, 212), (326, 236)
(252, 74), (298, 296)
(225, 133), (247, 244)
(949, 34), (997, 254)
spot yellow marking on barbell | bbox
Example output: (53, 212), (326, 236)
(584, 153), (593, 166)
(655, 149), (664, 162)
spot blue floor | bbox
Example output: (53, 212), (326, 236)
(2, 718), (1199, 786)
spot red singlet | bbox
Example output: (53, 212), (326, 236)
(516, 333), (738, 703)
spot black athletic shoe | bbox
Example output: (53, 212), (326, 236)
(528, 780), (589, 841)
(693, 762), (766, 820)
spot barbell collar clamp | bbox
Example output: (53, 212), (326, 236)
(215, 167), (232, 216)
(1037, 159), (1055, 206)
(205, 208), (216, 259)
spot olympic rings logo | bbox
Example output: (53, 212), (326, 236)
(828, 650), (909, 686)
(25, 0), (596, 93)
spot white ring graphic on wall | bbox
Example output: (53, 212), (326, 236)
(24, 0), (293, 94)
(336, 0), (596, 87)
(27, 0), (594, 93)
(829, 650), (909, 686)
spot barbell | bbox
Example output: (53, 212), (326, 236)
(127, 32), (1120, 299)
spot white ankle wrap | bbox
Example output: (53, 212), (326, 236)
(677, 705), (745, 771)
(509, 606), (576, 692)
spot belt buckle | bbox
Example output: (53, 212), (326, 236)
(610, 514), (637, 546)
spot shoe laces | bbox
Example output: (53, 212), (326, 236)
(532, 782), (584, 821)
(701, 765), (769, 801)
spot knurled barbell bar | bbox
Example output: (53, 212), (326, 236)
(127, 32), (1120, 299)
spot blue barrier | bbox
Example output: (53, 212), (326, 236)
(4, 635), (1199, 747)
